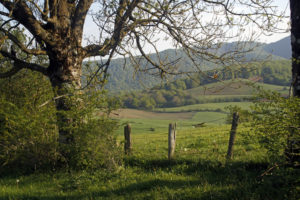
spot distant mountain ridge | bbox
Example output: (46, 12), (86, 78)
(100, 36), (291, 93)
(263, 36), (291, 59)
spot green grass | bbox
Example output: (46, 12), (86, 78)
(114, 110), (228, 135)
(1, 125), (298, 200)
(113, 101), (252, 135)
(192, 111), (227, 124)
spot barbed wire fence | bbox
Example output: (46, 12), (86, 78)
(119, 114), (244, 160)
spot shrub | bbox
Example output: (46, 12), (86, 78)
(0, 71), (59, 173)
(0, 70), (122, 173)
(55, 87), (123, 171)
(225, 105), (253, 124)
(248, 89), (300, 165)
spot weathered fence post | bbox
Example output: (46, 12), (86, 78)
(168, 123), (177, 160)
(226, 112), (239, 160)
(124, 124), (132, 155)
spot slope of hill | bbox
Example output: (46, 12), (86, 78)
(263, 36), (291, 59)
(186, 79), (288, 97)
(119, 79), (289, 110)
(98, 37), (291, 93)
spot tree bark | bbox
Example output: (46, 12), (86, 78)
(288, 0), (300, 165)
(290, 0), (300, 97)
(48, 48), (83, 144)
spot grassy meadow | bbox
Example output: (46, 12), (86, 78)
(113, 109), (226, 135)
(1, 124), (298, 199)
(113, 101), (252, 135)
(155, 102), (251, 112)
(1, 85), (298, 199)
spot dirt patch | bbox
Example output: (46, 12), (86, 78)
(110, 109), (195, 120)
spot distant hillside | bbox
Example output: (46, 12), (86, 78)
(185, 80), (288, 97)
(90, 36), (292, 93)
(119, 79), (289, 110)
(155, 59), (292, 90)
(118, 58), (291, 110)
(263, 36), (291, 59)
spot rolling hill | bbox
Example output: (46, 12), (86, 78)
(119, 78), (289, 110)
(263, 36), (291, 59)
(92, 36), (292, 93)
(185, 79), (288, 97)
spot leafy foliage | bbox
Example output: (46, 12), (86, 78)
(248, 89), (300, 165)
(0, 70), (59, 173)
(57, 88), (122, 170)
(0, 70), (122, 173)
(225, 105), (253, 124)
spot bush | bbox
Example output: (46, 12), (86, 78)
(0, 71), (59, 173)
(55, 86), (123, 171)
(0, 70), (122, 173)
(59, 116), (121, 170)
(225, 105), (253, 124)
(248, 89), (300, 165)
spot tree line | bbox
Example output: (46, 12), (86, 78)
(120, 60), (291, 110)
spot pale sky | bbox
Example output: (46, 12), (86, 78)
(257, 0), (290, 43)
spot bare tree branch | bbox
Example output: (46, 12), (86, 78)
(0, 27), (47, 55)
(0, 50), (48, 76)
(0, 64), (22, 78)
(72, 0), (94, 42)
(0, 0), (54, 46)
(0, 10), (10, 17)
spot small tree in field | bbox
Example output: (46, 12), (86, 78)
(0, 1), (287, 154)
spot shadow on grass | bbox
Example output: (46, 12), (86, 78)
(125, 156), (269, 173)
(90, 179), (245, 200)
(1, 158), (297, 200)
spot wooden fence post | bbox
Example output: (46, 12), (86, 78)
(168, 123), (177, 160)
(226, 112), (239, 160)
(124, 124), (132, 155)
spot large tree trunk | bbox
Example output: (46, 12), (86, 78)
(290, 0), (300, 97)
(288, 0), (300, 166)
(48, 49), (83, 145)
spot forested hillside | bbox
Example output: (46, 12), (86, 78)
(98, 37), (291, 93)
(263, 36), (291, 59)
(119, 59), (291, 110)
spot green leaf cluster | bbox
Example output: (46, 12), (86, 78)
(0, 69), (122, 173)
(0, 70), (59, 173)
(225, 105), (253, 124)
(248, 89), (300, 165)
(57, 86), (122, 170)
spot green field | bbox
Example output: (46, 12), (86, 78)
(1, 125), (298, 199)
(115, 112), (226, 135)
(113, 101), (253, 135)
(156, 102), (252, 112)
